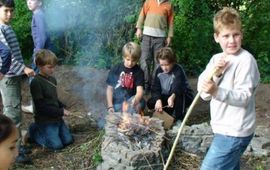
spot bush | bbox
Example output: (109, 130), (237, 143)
(172, 0), (216, 76)
(12, 0), (32, 63)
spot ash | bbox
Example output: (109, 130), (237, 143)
(98, 112), (165, 170)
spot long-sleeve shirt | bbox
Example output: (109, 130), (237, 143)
(0, 41), (11, 74)
(31, 9), (51, 52)
(0, 24), (25, 77)
(197, 49), (260, 137)
(30, 74), (64, 123)
(151, 64), (187, 101)
(136, 0), (174, 37)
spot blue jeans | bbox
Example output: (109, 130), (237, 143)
(29, 120), (73, 150)
(200, 133), (253, 170)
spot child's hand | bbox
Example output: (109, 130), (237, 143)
(201, 79), (218, 96)
(64, 109), (70, 116)
(155, 100), (163, 112)
(107, 107), (114, 113)
(214, 55), (229, 76)
(168, 94), (175, 108)
(135, 28), (142, 39)
(24, 67), (36, 77)
(131, 97), (138, 107)
(165, 37), (172, 47)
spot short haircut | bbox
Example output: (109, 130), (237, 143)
(213, 7), (242, 34)
(0, 114), (15, 143)
(122, 42), (141, 62)
(0, 0), (15, 8)
(35, 49), (58, 67)
(156, 47), (176, 64)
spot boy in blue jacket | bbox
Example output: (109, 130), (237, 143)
(23, 0), (52, 113)
(0, 41), (11, 78)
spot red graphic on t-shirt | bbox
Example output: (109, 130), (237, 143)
(120, 72), (134, 89)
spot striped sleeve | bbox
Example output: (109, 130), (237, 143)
(0, 24), (25, 76)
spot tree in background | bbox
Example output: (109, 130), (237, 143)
(172, 0), (214, 76)
(242, 0), (270, 82)
(12, 0), (32, 62)
(10, 0), (270, 82)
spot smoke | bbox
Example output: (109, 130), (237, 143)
(45, 0), (139, 66)
(44, 0), (141, 128)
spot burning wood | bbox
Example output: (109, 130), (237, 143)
(106, 112), (161, 150)
(99, 111), (166, 170)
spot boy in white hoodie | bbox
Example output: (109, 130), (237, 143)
(197, 7), (260, 170)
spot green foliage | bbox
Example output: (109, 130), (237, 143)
(12, 0), (32, 62)
(10, 0), (269, 81)
(242, 0), (270, 83)
(172, 0), (215, 75)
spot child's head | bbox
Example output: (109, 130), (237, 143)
(35, 49), (58, 76)
(122, 42), (141, 68)
(26, 0), (42, 12)
(213, 7), (243, 55)
(0, 114), (18, 170)
(0, 0), (15, 24)
(214, 7), (242, 34)
(156, 47), (176, 73)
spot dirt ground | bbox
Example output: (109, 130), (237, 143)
(1, 65), (269, 169)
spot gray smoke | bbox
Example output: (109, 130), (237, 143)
(44, 0), (141, 128)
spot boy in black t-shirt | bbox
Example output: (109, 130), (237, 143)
(106, 42), (145, 114)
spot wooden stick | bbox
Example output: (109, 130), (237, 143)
(163, 68), (218, 170)
(148, 105), (169, 112)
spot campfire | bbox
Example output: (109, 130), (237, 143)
(97, 102), (166, 170)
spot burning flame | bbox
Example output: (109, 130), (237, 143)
(118, 112), (132, 130)
(122, 100), (129, 113)
(118, 100), (150, 132)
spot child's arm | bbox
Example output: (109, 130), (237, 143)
(132, 86), (144, 106)
(171, 66), (187, 97)
(166, 3), (174, 46)
(106, 85), (114, 113)
(135, 1), (148, 39)
(33, 11), (48, 50)
(151, 68), (162, 101)
(0, 41), (11, 75)
(0, 25), (34, 76)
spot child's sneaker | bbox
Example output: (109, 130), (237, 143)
(19, 145), (32, 155)
(15, 153), (32, 164)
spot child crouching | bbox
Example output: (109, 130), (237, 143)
(106, 42), (145, 114)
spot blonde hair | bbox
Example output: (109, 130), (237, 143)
(35, 49), (58, 66)
(122, 42), (141, 62)
(214, 7), (242, 34)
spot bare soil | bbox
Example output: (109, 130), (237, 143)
(1, 65), (268, 170)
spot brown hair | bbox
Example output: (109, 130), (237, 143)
(214, 7), (242, 34)
(155, 47), (176, 64)
(0, 0), (15, 8)
(0, 114), (15, 143)
(122, 42), (141, 62)
(35, 49), (58, 67)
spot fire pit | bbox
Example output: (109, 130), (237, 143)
(97, 112), (166, 170)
